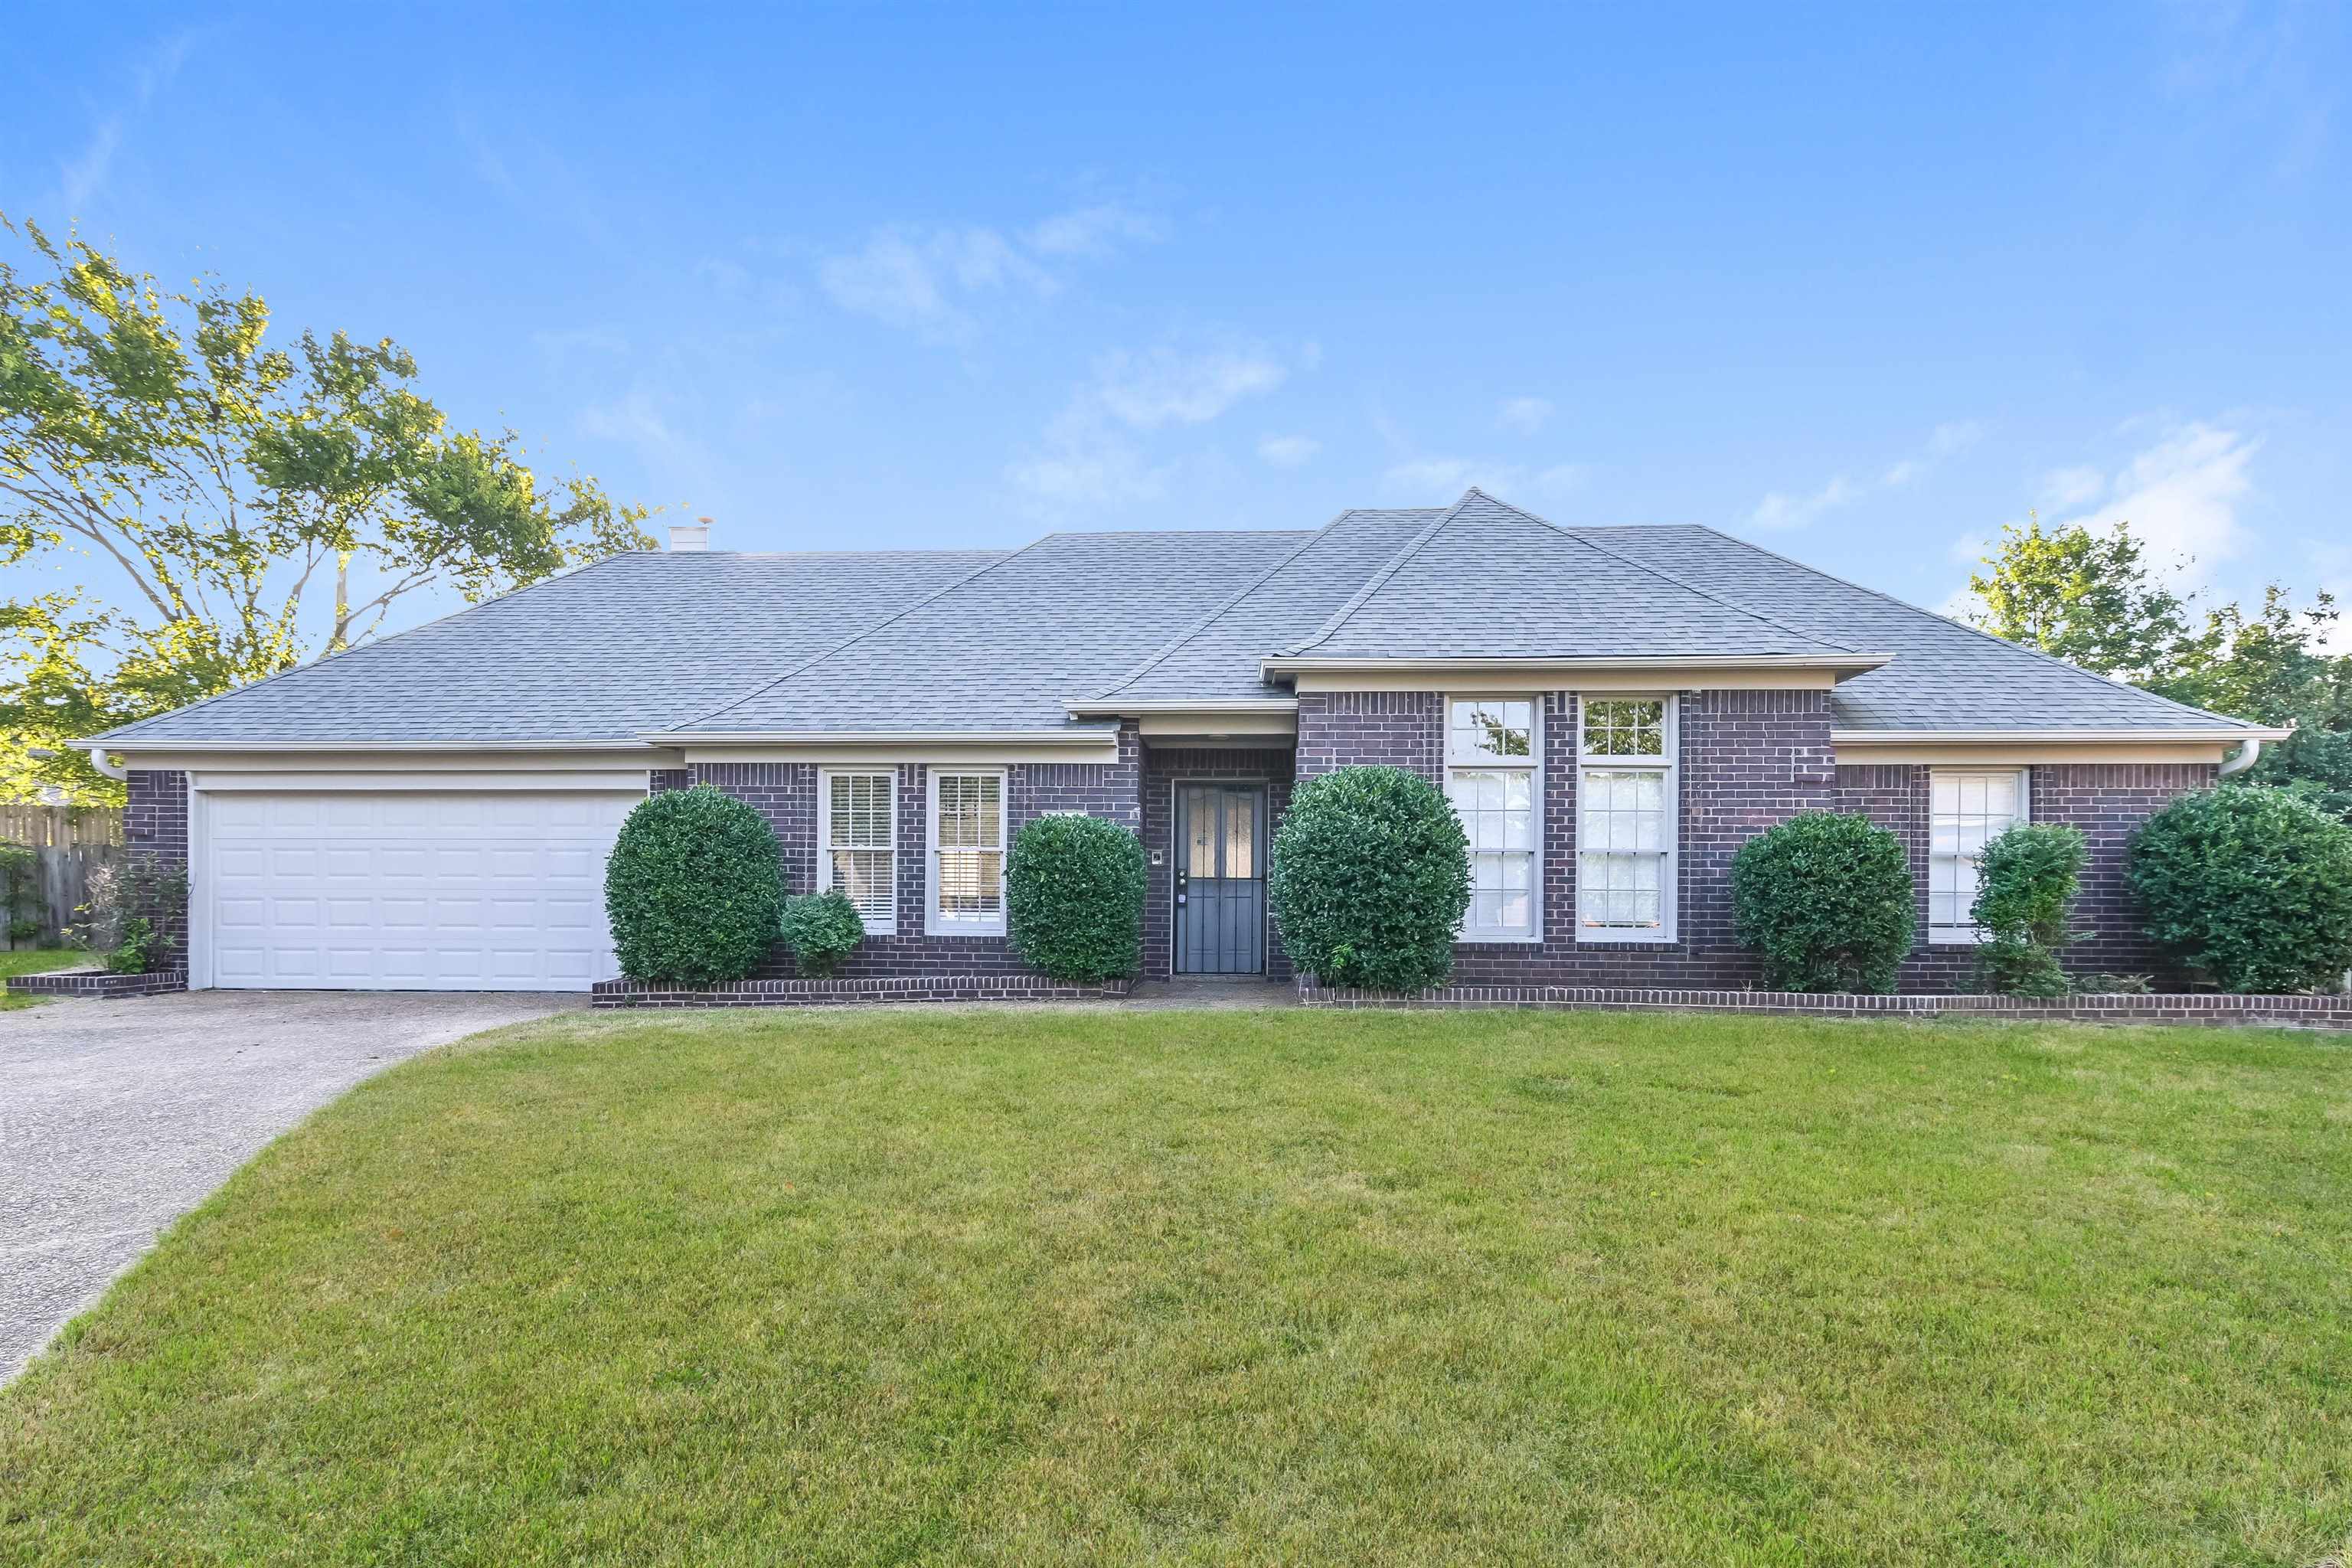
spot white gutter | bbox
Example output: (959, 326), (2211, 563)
(643, 729), (1118, 747)
(1830, 727), (2294, 745)
(2217, 737), (2264, 777)
(73, 737), (662, 754)
(1263, 652), (1896, 679)
(1063, 699), (1300, 717)
(86, 746), (128, 781)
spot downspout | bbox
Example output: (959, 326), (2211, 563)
(87, 746), (128, 782)
(2216, 737), (2262, 779)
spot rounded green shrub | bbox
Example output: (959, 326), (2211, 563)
(1006, 812), (1147, 982)
(1269, 765), (1470, 991)
(1730, 812), (1915, 993)
(2128, 786), (2352, 992)
(1971, 822), (2089, 998)
(604, 786), (784, 985)
(780, 890), (865, 978)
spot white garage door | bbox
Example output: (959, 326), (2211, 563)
(204, 791), (640, 991)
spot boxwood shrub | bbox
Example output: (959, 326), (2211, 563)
(1269, 765), (1469, 991)
(2128, 786), (2352, 992)
(604, 786), (784, 985)
(1971, 822), (2089, 998)
(1730, 812), (1915, 993)
(780, 890), (865, 978)
(1006, 812), (1147, 982)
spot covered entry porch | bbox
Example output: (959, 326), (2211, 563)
(1138, 742), (1295, 982)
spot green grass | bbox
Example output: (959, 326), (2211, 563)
(0, 946), (84, 1008)
(4, 1008), (2347, 1566)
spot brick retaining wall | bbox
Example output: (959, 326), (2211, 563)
(1296, 978), (2352, 1031)
(591, 974), (1132, 1008)
(6, 967), (189, 999)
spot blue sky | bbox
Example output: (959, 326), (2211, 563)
(6, 2), (2347, 645)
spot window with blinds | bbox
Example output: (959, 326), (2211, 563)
(927, 769), (1006, 934)
(819, 770), (897, 933)
(1576, 696), (1677, 942)
(1445, 697), (1538, 940)
(1929, 770), (2027, 942)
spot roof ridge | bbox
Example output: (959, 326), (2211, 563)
(1090, 512), (1356, 701)
(1684, 524), (2262, 729)
(677, 533), (1061, 730)
(96, 550), (648, 743)
(1281, 495), (1472, 657)
(1469, 492), (1861, 655)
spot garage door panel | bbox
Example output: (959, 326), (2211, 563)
(204, 789), (637, 992)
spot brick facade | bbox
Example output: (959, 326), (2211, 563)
(118, 707), (2216, 996)
(123, 767), (191, 961)
(698, 724), (1145, 979)
(1290, 690), (2214, 993)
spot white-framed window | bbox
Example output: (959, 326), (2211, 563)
(1576, 695), (1677, 942)
(818, 769), (897, 934)
(1929, 769), (2027, 943)
(926, 768), (1007, 936)
(1444, 697), (1539, 941)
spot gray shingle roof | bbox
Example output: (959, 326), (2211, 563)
(1578, 524), (2254, 731)
(99, 548), (1008, 743)
(95, 488), (2265, 746)
(1279, 491), (1861, 662)
(674, 528), (1314, 735)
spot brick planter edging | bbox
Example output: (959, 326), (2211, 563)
(6, 967), (190, 999)
(1295, 979), (2352, 1031)
(591, 974), (1134, 1008)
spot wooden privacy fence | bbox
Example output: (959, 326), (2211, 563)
(2, 804), (126, 945)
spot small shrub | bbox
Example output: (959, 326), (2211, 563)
(1971, 822), (2089, 998)
(71, 856), (189, 974)
(1005, 813), (1147, 982)
(1269, 766), (1470, 991)
(780, 890), (864, 978)
(604, 786), (784, 985)
(1730, 812), (1916, 993)
(2128, 786), (2352, 992)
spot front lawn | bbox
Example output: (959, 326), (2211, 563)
(4, 1008), (2347, 1566)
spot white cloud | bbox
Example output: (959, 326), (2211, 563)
(1746, 475), (1860, 531)
(2039, 465), (2107, 507)
(1498, 397), (1554, 434)
(59, 30), (193, 211)
(816, 226), (1054, 339)
(1257, 434), (1319, 468)
(1929, 420), (1984, 456)
(1093, 346), (1287, 430)
(1948, 530), (1990, 565)
(2058, 422), (2258, 568)
(1007, 405), (1169, 508)
(1026, 202), (1165, 258)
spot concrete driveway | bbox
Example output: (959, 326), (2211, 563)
(0, 989), (580, 1382)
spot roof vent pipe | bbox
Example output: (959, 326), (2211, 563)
(669, 517), (712, 553)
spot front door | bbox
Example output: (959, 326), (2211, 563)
(1174, 783), (1266, 974)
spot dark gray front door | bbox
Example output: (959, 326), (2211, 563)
(1174, 784), (1266, 975)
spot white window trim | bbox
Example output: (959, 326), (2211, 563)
(925, 766), (1008, 937)
(1928, 767), (2030, 946)
(1575, 694), (1679, 945)
(1445, 695), (1542, 943)
(818, 767), (897, 936)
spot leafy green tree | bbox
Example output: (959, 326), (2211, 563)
(1, 217), (656, 803)
(2147, 586), (2351, 730)
(1967, 514), (2195, 681)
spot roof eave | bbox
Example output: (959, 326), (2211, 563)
(80, 737), (662, 753)
(643, 728), (1119, 746)
(1261, 652), (1895, 678)
(1063, 698), (1300, 717)
(1831, 725), (2291, 743)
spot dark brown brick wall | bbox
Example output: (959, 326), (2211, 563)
(1289, 694), (2212, 993)
(701, 723), (1146, 979)
(124, 769), (191, 958)
(1834, 760), (2214, 988)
